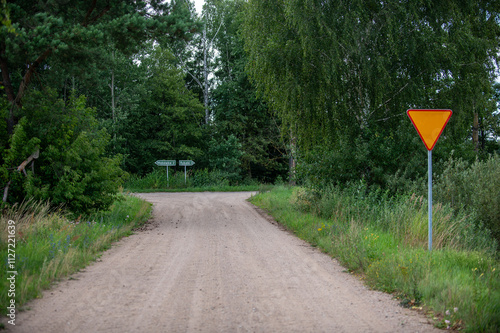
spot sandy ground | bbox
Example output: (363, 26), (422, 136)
(5, 192), (440, 333)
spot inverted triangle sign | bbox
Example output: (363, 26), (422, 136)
(407, 109), (452, 151)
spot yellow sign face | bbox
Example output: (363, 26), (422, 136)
(407, 109), (452, 151)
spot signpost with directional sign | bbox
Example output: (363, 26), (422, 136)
(155, 160), (176, 167)
(153, 160), (195, 186)
(155, 160), (176, 185)
(179, 160), (195, 184)
(407, 109), (452, 251)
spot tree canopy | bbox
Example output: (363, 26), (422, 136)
(243, 0), (500, 187)
(1, 0), (198, 133)
(0, 0), (201, 211)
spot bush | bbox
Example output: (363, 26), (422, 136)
(208, 134), (243, 184)
(434, 154), (500, 246)
(1, 89), (127, 214)
(191, 169), (231, 187)
(124, 168), (244, 190)
(311, 182), (496, 254)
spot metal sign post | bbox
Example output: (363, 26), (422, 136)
(155, 160), (176, 186)
(407, 109), (452, 251)
(428, 149), (432, 251)
(179, 160), (195, 185)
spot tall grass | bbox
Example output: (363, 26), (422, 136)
(311, 183), (496, 253)
(0, 195), (152, 313)
(434, 154), (500, 246)
(125, 168), (261, 192)
(251, 186), (499, 332)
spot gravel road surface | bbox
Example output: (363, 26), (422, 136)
(7, 192), (439, 332)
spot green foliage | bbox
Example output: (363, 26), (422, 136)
(208, 134), (243, 183)
(296, 119), (432, 189)
(0, 195), (152, 313)
(206, 0), (288, 183)
(3, 0), (198, 68)
(434, 154), (500, 246)
(243, 0), (500, 186)
(293, 183), (496, 254)
(124, 168), (260, 191)
(0, 0), (204, 213)
(0, 0), (200, 158)
(122, 45), (206, 175)
(1, 89), (127, 214)
(251, 186), (499, 331)
(0, 0), (13, 33)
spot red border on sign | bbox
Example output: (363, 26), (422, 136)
(407, 109), (452, 151)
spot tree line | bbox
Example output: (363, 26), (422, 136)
(243, 0), (500, 190)
(0, 0), (287, 213)
(1, 0), (499, 213)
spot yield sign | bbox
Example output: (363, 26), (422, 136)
(407, 109), (452, 151)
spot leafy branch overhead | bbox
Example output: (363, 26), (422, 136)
(243, 0), (500, 185)
(0, 0), (200, 133)
(0, 0), (202, 212)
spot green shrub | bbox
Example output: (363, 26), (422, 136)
(124, 168), (256, 191)
(434, 154), (500, 246)
(191, 169), (231, 187)
(208, 134), (243, 184)
(1, 89), (127, 214)
(312, 183), (496, 254)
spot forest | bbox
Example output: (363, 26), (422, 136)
(1, 0), (499, 215)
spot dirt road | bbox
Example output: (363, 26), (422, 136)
(8, 192), (438, 332)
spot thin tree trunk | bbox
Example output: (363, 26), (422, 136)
(3, 149), (40, 202)
(110, 51), (116, 145)
(473, 111), (479, 152)
(203, 24), (209, 124)
(14, 48), (52, 107)
(1, 43), (16, 135)
(3, 181), (11, 203)
(289, 129), (296, 186)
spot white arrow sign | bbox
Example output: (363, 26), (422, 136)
(179, 160), (195, 167)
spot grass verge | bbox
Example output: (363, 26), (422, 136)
(250, 186), (500, 332)
(0, 194), (152, 315)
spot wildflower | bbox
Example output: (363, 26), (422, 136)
(445, 310), (450, 316)
(454, 307), (458, 313)
(318, 228), (322, 231)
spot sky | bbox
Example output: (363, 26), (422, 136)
(194, 0), (204, 14)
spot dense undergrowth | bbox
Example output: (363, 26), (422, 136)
(125, 168), (264, 192)
(250, 185), (499, 332)
(0, 194), (152, 315)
